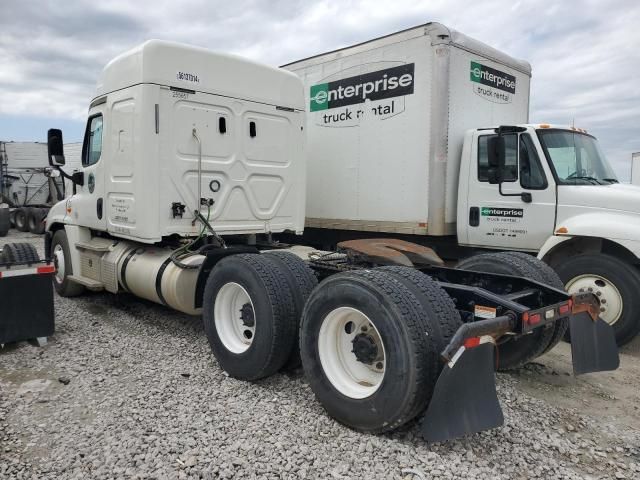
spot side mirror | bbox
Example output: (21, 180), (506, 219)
(487, 136), (506, 185)
(47, 129), (66, 166)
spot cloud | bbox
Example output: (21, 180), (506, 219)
(0, 0), (638, 176)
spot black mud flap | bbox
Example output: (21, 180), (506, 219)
(421, 342), (503, 442)
(570, 313), (619, 375)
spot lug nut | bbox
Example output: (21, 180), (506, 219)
(596, 291), (602, 297)
(587, 287), (593, 292)
(600, 307), (606, 312)
(601, 299), (607, 304)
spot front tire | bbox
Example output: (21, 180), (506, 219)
(51, 229), (85, 297)
(300, 269), (442, 433)
(555, 254), (640, 346)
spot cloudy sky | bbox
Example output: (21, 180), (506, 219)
(0, 0), (638, 178)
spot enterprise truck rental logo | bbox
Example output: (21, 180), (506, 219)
(310, 64), (415, 112)
(470, 62), (516, 93)
(481, 207), (523, 218)
(470, 61), (516, 104)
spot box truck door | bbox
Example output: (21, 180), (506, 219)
(69, 111), (107, 231)
(465, 132), (556, 250)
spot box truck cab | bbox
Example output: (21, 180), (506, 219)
(284, 22), (640, 346)
(459, 124), (640, 345)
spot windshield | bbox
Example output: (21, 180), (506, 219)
(537, 129), (618, 185)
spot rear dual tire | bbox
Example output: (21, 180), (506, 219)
(14, 207), (29, 232)
(300, 268), (460, 433)
(27, 208), (47, 234)
(203, 255), (462, 434)
(202, 253), (312, 380)
(457, 252), (567, 371)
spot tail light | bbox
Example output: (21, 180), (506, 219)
(523, 312), (541, 326)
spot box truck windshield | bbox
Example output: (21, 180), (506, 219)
(537, 129), (618, 185)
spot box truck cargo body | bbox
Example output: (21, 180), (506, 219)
(284, 23), (640, 347)
(284, 23), (531, 236)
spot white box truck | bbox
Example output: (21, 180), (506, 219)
(283, 22), (640, 346)
(43, 39), (618, 442)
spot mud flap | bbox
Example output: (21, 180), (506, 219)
(570, 313), (619, 375)
(421, 342), (503, 442)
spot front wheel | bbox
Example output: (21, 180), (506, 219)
(555, 254), (640, 346)
(51, 229), (85, 297)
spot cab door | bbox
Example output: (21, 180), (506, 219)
(68, 112), (107, 231)
(464, 131), (557, 251)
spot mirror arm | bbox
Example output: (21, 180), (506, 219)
(497, 183), (532, 203)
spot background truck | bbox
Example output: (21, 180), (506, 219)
(282, 22), (640, 346)
(0, 141), (82, 236)
(43, 39), (617, 442)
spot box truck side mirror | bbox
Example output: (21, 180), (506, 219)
(47, 129), (66, 166)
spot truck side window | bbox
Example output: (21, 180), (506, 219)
(478, 134), (517, 182)
(519, 134), (547, 189)
(82, 114), (103, 167)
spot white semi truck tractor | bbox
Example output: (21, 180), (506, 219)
(44, 40), (619, 442)
(282, 22), (640, 346)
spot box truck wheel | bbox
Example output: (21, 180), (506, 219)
(0, 207), (9, 237)
(2, 242), (39, 263)
(457, 252), (556, 371)
(14, 207), (29, 232)
(500, 252), (569, 355)
(555, 254), (640, 346)
(28, 208), (46, 235)
(263, 251), (318, 369)
(51, 229), (85, 297)
(202, 254), (298, 381)
(299, 269), (442, 433)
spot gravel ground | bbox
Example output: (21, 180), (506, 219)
(1, 230), (639, 479)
